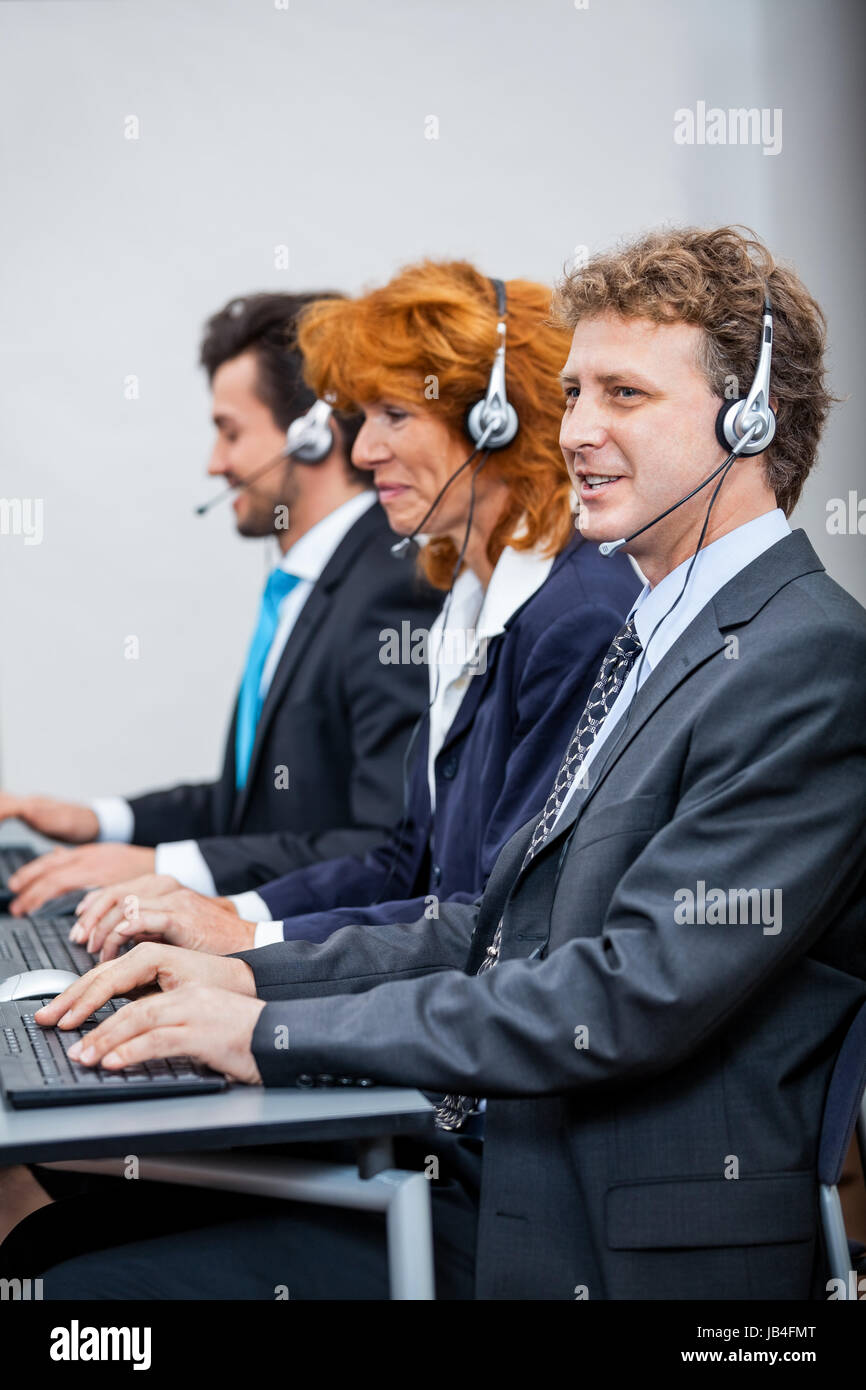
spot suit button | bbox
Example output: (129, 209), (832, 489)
(431, 863), (442, 886)
(441, 755), (458, 780)
(337, 1076), (354, 1086)
(357, 1078), (375, 1087)
(317, 1074), (336, 1087)
(296, 1074), (314, 1088)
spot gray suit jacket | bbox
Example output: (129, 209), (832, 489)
(238, 530), (866, 1299)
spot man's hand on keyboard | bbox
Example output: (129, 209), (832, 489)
(72, 884), (253, 960)
(34, 942), (257, 1034)
(61, 983), (265, 1086)
(7, 843), (156, 917)
(0, 792), (99, 844)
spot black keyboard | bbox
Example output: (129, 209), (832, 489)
(0, 845), (36, 905)
(0, 996), (228, 1107)
(0, 915), (96, 976)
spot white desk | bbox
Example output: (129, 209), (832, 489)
(1, 1083), (437, 1298)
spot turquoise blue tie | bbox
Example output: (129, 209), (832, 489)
(235, 568), (301, 789)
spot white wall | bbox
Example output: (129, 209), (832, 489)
(0, 0), (863, 797)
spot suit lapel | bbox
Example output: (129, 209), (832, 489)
(541, 604), (726, 851)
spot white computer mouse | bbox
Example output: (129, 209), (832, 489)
(0, 969), (79, 1001)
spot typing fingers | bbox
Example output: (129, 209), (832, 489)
(34, 945), (163, 1028)
(72, 887), (126, 943)
(66, 992), (186, 1067)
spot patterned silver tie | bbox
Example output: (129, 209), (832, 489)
(434, 617), (642, 1132)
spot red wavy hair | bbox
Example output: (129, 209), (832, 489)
(296, 260), (575, 587)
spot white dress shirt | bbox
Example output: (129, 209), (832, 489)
(425, 543), (554, 809)
(552, 508), (792, 828)
(92, 490), (378, 895)
(243, 540), (556, 945)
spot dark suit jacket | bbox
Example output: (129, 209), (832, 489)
(128, 503), (441, 893)
(240, 530), (866, 1300)
(254, 536), (639, 936)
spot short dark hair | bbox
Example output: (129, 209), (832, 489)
(200, 292), (367, 483)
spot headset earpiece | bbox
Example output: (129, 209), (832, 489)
(285, 398), (335, 464)
(713, 295), (777, 457)
(465, 278), (519, 450)
(714, 398), (776, 456)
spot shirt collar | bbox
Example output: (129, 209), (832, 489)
(435, 542), (555, 643)
(276, 490), (376, 583)
(630, 508), (791, 673)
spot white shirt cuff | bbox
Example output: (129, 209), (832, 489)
(254, 921), (285, 948)
(91, 797), (135, 844)
(154, 841), (218, 895)
(230, 890), (270, 922)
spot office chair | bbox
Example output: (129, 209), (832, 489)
(818, 998), (866, 1298)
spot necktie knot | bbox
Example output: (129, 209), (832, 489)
(611, 617), (641, 662)
(264, 567), (301, 611)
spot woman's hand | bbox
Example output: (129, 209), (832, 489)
(73, 886), (254, 961)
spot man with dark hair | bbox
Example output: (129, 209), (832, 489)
(1, 292), (439, 905)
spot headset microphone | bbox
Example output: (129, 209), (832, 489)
(597, 426), (760, 556)
(195, 448), (286, 516)
(390, 277), (518, 558)
(194, 398), (335, 516)
(598, 295), (776, 558)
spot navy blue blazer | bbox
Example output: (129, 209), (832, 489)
(256, 535), (640, 939)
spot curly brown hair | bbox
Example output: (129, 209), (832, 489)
(296, 260), (575, 588)
(552, 226), (834, 515)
